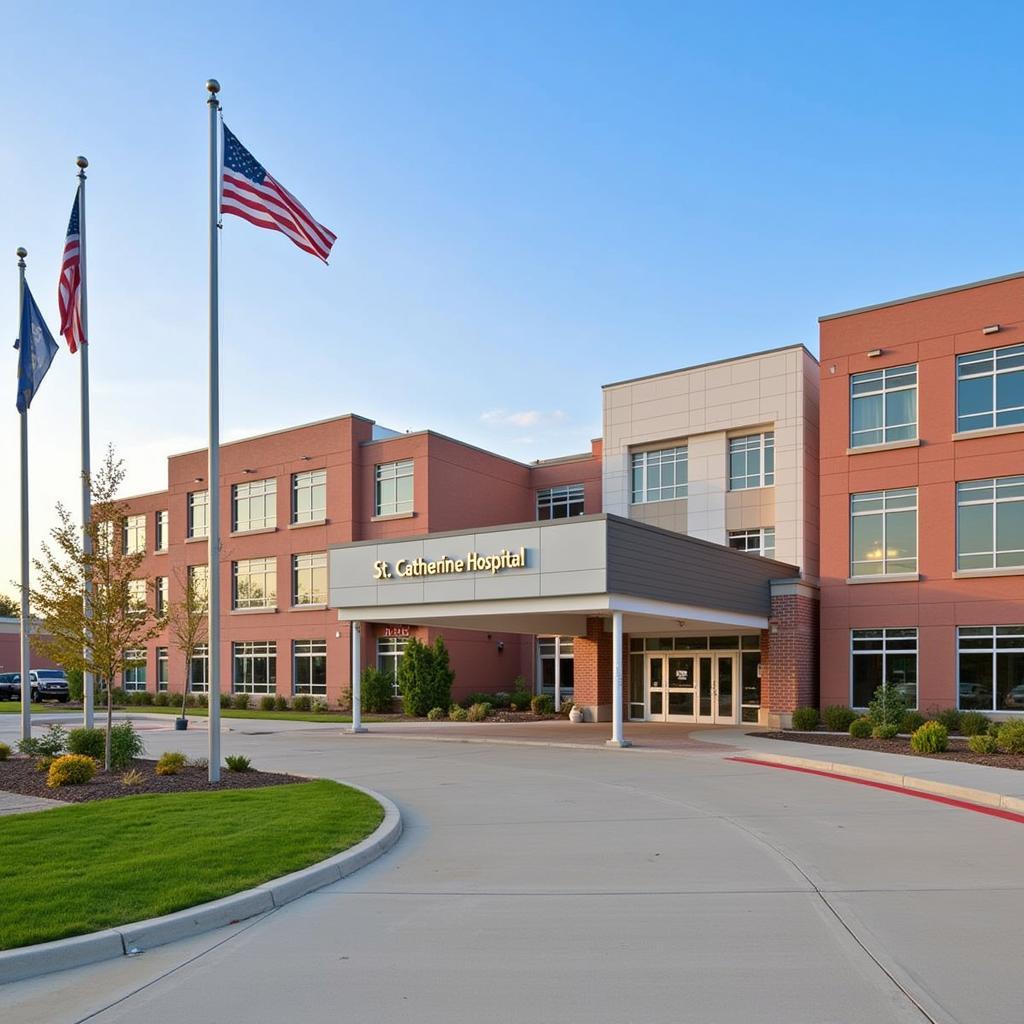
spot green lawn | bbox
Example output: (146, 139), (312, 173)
(0, 781), (383, 950)
(0, 703), (58, 714)
(0, 702), (389, 724)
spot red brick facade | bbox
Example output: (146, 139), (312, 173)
(762, 585), (819, 724)
(573, 616), (615, 721)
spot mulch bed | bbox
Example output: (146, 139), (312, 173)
(483, 711), (560, 724)
(757, 731), (1024, 771)
(0, 756), (309, 804)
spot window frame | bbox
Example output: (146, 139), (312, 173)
(293, 639), (327, 695)
(123, 514), (146, 555)
(957, 626), (1024, 712)
(849, 363), (918, 448)
(727, 527), (776, 559)
(536, 484), (585, 520)
(956, 476), (1024, 571)
(189, 642), (209, 692)
(187, 490), (209, 539)
(232, 640), (277, 695)
(232, 477), (277, 533)
(232, 556), (277, 611)
(850, 628), (918, 709)
(292, 551), (327, 607)
(849, 487), (918, 578)
(956, 344), (1024, 433)
(377, 635), (409, 698)
(156, 646), (169, 691)
(123, 648), (147, 691)
(291, 469), (327, 524)
(728, 432), (775, 491)
(155, 576), (169, 617)
(630, 446), (688, 504)
(374, 459), (414, 517)
(155, 510), (169, 551)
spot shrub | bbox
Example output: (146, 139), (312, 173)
(560, 698), (575, 714)
(274, 696), (288, 712)
(189, 756), (209, 770)
(449, 705), (468, 722)
(194, 693), (209, 708)
(66, 668), (84, 703)
(137, 691), (154, 706)
(398, 636), (455, 717)
(868, 684), (907, 729)
(996, 719), (1024, 754)
(155, 751), (187, 775)
(219, 692), (232, 709)
(790, 707), (820, 731)
(110, 722), (145, 770)
(35, 724), (69, 757)
(154, 691), (170, 707)
(968, 733), (999, 755)
(898, 711), (926, 735)
(932, 708), (961, 734)
(362, 667), (397, 713)
(959, 711), (990, 737)
(910, 721), (949, 754)
(292, 694), (312, 712)
(849, 717), (873, 738)
(491, 691), (512, 709)
(822, 706), (856, 732)
(460, 692), (497, 709)
(16, 737), (41, 755)
(427, 706), (445, 721)
(35, 755), (55, 773)
(225, 754), (251, 772)
(46, 754), (97, 788)
(872, 724), (899, 739)
(232, 693), (251, 710)
(988, 720), (1002, 737)
(121, 768), (145, 787)
(184, 693), (198, 708)
(311, 696), (329, 713)
(467, 702), (491, 722)
(531, 694), (554, 716)
(0, 742), (9, 761)
(67, 727), (106, 760)
(259, 695), (277, 712)
(508, 692), (531, 712)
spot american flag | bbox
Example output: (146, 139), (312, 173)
(57, 189), (85, 353)
(221, 124), (336, 262)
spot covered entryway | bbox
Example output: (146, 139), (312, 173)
(645, 651), (736, 723)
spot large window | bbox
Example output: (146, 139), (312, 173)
(728, 528), (776, 559)
(188, 564), (209, 604)
(123, 648), (147, 691)
(156, 647), (169, 692)
(851, 628), (918, 708)
(375, 460), (414, 516)
(233, 641), (277, 694)
(124, 514), (146, 554)
(127, 579), (147, 615)
(958, 626), (1024, 712)
(729, 432), (774, 490)
(957, 344), (1024, 433)
(233, 557), (277, 610)
(850, 364), (917, 448)
(188, 490), (209, 539)
(957, 476), (1024, 571)
(536, 484), (585, 520)
(233, 477), (277, 532)
(293, 552), (327, 606)
(155, 510), (169, 551)
(155, 576), (168, 617)
(538, 637), (574, 696)
(293, 640), (327, 695)
(292, 469), (326, 524)
(850, 488), (917, 577)
(631, 446), (688, 503)
(190, 643), (209, 692)
(377, 635), (408, 698)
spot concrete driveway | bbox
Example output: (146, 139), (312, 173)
(1, 720), (1021, 1024)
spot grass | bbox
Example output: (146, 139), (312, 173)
(0, 781), (383, 950)
(0, 702), (388, 724)
(0, 703), (59, 714)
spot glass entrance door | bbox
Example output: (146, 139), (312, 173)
(647, 654), (696, 721)
(695, 654), (736, 724)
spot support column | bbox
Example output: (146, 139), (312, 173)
(607, 611), (631, 748)
(553, 636), (561, 711)
(348, 621), (367, 734)
(761, 578), (820, 728)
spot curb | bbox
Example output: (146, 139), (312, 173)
(0, 783), (401, 986)
(737, 750), (1024, 815)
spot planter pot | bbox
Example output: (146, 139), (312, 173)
(174, 717), (189, 731)
(569, 707), (584, 724)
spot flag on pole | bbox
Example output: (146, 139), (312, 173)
(58, 190), (86, 353)
(220, 124), (337, 262)
(15, 283), (59, 413)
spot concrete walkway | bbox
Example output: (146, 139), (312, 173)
(0, 790), (61, 817)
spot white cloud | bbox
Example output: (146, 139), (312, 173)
(480, 409), (568, 429)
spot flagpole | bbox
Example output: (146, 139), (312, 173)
(76, 156), (95, 729)
(16, 247), (31, 744)
(206, 78), (222, 783)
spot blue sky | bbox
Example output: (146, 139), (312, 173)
(2, 1), (1023, 592)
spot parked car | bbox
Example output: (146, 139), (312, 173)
(0, 669), (71, 703)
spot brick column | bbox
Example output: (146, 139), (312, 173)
(761, 579), (820, 728)
(573, 616), (614, 721)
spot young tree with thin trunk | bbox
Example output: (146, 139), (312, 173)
(166, 565), (209, 721)
(29, 447), (165, 770)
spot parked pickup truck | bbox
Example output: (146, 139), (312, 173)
(0, 669), (70, 703)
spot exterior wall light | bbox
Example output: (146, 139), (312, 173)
(867, 348), (883, 358)
(982, 324), (1001, 335)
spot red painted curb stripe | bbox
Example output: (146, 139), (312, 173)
(727, 756), (1024, 825)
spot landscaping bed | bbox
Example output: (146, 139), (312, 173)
(757, 731), (1024, 770)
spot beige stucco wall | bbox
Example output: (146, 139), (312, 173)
(602, 345), (819, 579)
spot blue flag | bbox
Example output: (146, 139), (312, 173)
(15, 282), (58, 413)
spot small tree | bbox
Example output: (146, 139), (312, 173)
(165, 566), (208, 720)
(868, 680), (908, 729)
(397, 635), (455, 716)
(29, 447), (165, 770)
(0, 593), (18, 618)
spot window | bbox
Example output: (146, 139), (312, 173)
(729, 433), (774, 490)
(293, 552), (327, 606)
(123, 648), (147, 691)
(155, 576), (169, 617)
(233, 477), (277, 532)
(188, 490), (209, 538)
(375, 460), (414, 516)
(293, 640), (327, 695)
(291, 469), (326, 524)
(189, 643), (209, 692)
(155, 510), (169, 551)
(631, 447), (688, 503)
(536, 484), (585, 520)
(958, 626), (1024, 712)
(124, 514), (146, 554)
(850, 364), (917, 447)
(728, 528), (776, 559)
(156, 647), (169, 691)
(538, 637), (574, 695)
(188, 564), (209, 605)
(851, 628), (918, 708)
(233, 641), (276, 694)
(127, 579), (147, 615)
(957, 476), (1024, 571)
(233, 557), (277, 610)
(957, 344), (1024, 433)
(377, 635), (409, 697)
(850, 488), (917, 577)
(741, 650), (762, 724)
